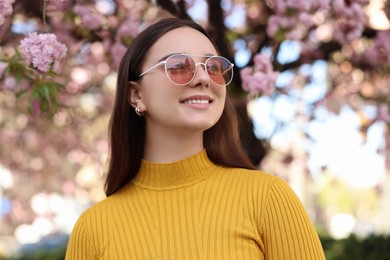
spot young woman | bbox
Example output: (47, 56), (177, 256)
(66, 18), (325, 259)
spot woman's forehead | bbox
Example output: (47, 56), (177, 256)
(147, 27), (217, 58)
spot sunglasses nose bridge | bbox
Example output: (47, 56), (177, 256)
(193, 62), (210, 81)
(194, 62), (206, 70)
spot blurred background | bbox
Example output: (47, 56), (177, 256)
(1, 0), (390, 259)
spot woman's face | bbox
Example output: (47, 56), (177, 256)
(133, 27), (227, 135)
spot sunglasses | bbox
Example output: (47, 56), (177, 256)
(139, 54), (234, 86)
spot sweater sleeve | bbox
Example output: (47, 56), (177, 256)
(260, 179), (325, 260)
(65, 214), (98, 260)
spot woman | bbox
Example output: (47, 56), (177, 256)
(66, 17), (325, 259)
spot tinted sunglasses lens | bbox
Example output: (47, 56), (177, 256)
(165, 55), (195, 84)
(206, 57), (233, 86)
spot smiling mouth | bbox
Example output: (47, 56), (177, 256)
(181, 99), (212, 104)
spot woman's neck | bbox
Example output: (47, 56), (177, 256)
(143, 126), (204, 163)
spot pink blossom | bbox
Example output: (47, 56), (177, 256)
(1, 76), (16, 91)
(374, 30), (390, 64)
(333, 19), (364, 45)
(332, 0), (345, 14)
(312, 0), (330, 9)
(363, 47), (383, 66)
(267, 15), (307, 41)
(267, 15), (295, 39)
(268, 0), (366, 43)
(363, 30), (390, 66)
(298, 12), (314, 27)
(285, 0), (311, 12)
(274, 0), (304, 14)
(110, 41), (127, 70)
(0, 0), (14, 26)
(332, 0), (367, 24)
(254, 54), (273, 72)
(0, 76), (29, 92)
(240, 54), (279, 95)
(240, 67), (252, 80)
(20, 33), (67, 73)
(267, 16), (283, 37)
(0, 61), (8, 77)
(330, 0), (367, 44)
(117, 18), (139, 39)
(355, 0), (370, 5)
(266, 0), (325, 41)
(74, 4), (101, 30)
(286, 26), (306, 40)
(51, 0), (72, 12)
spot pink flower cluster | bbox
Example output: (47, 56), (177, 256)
(0, 0), (15, 26)
(20, 33), (67, 73)
(331, 0), (368, 45)
(240, 54), (279, 95)
(74, 4), (102, 30)
(363, 30), (390, 66)
(267, 0), (330, 41)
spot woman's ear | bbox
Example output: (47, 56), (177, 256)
(128, 81), (143, 109)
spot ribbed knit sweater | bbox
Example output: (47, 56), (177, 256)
(66, 150), (325, 259)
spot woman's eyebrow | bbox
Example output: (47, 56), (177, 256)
(157, 53), (217, 62)
(204, 53), (216, 57)
(157, 53), (181, 62)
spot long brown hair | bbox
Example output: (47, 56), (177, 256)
(105, 17), (254, 196)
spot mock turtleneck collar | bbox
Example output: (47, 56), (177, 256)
(132, 149), (218, 190)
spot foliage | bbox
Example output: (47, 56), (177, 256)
(322, 234), (390, 260)
(3, 234), (390, 260)
(0, 48), (65, 116)
(11, 247), (67, 260)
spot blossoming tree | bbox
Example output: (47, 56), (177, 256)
(1, 0), (390, 252)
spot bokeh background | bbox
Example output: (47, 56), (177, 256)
(1, 0), (390, 259)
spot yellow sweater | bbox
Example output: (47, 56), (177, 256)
(66, 150), (325, 259)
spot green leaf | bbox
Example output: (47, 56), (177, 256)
(32, 88), (40, 99)
(16, 89), (28, 99)
(3, 66), (11, 76)
(274, 29), (286, 42)
(48, 70), (59, 77)
(285, 7), (296, 16)
(43, 84), (51, 100)
(13, 70), (24, 81)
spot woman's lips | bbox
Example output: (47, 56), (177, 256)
(179, 95), (214, 109)
(179, 95), (213, 104)
(182, 99), (211, 104)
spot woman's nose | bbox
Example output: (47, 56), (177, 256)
(191, 63), (210, 87)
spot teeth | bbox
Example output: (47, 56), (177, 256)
(183, 99), (210, 104)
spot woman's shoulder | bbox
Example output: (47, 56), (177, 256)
(212, 165), (290, 194)
(210, 166), (299, 216)
(219, 166), (281, 183)
(77, 188), (128, 220)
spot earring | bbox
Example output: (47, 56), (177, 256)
(135, 107), (144, 116)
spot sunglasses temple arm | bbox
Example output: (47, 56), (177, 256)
(139, 61), (166, 77)
(222, 65), (234, 76)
